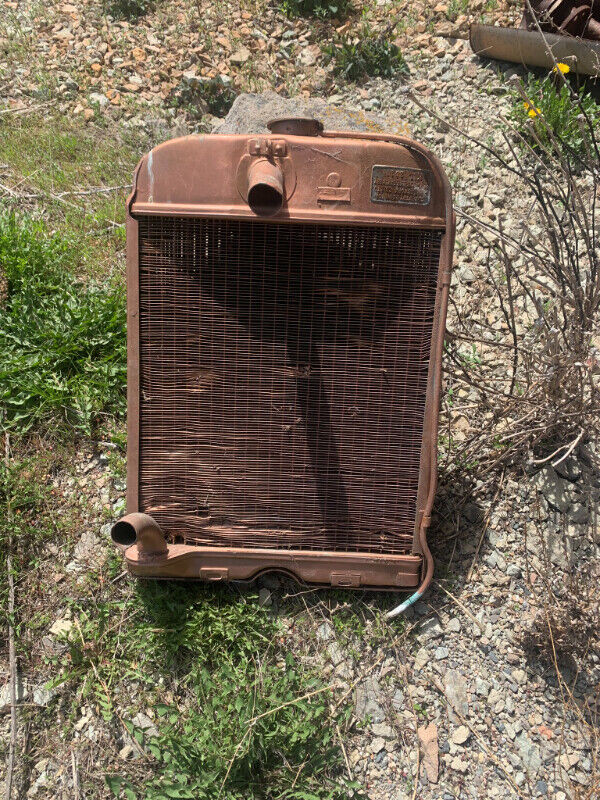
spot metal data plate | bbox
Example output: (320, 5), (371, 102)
(371, 165), (432, 206)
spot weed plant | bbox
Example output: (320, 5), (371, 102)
(172, 75), (237, 120)
(281, 0), (352, 17)
(510, 70), (600, 162)
(103, 0), (154, 20)
(0, 214), (126, 434)
(52, 580), (361, 799)
(325, 26), (408, 82)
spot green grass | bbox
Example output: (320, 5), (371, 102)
(52, 578), (361, 799)
(0, 213), (126, 435)
(0, 452), (56, 618)
(0, 112), (144, 267)
(325, 25), (408, 82)
(0, 144), (363, 795)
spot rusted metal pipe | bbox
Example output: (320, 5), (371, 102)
(247, 159), (284, 216)
(470, 22), (600, 75)
(111, 512), (168, 557)
(522, 1), (600, 41)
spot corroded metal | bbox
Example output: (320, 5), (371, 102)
(470, 0), (600, 75)
(116, 118), (455, 592)
(470, 22), (600, 74)
(522, 1), (600, 41)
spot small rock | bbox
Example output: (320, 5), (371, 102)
(553, 456), (581, 482)
(49, 618), (74, 638)
(230, 46), (251, 65)
(418, 617), (443, 642)
(0, 676), (28, 714)
(451, 725), (470, 745)
(446, 618), (461, 633)
(532, 467), (572, 513)
(460, 266), (476, 283)
(371, 722), (394, 739)
(444, 669), (468, 723)
(119, 744), (134, 760)
(131, 712), (159, 739)
(370, 736), (386, 754)
(569, 503), (590, 524)
(258, 588), (272, 607)
(516, 731), (542, 777)
(355, 676), (384, 723)
(511, 669), (527, 686)
(66, 530), (104, 572)
(559, 752), (579, 770)
(418, 722), (439, 783)
(89, 92), (109, 108)
(450, 756), (468, 773)
(327, 641), (344, 667)
(316, 621), (334, 642)
(434, 646), (449, 660)
(298, 44), (319, 67)
(414, 647), (429, 671)
(32, 684), (56, 706)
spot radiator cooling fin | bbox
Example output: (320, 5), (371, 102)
(137, 217), (442, 556)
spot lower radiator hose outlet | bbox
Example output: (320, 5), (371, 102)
(111, 513), (168, 557)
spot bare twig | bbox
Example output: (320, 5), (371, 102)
(531, 427), (584, 466)
(335, 721), (353, 782)
(0, 183), (129, 201)
(4, 432), (17, 800)
(71, 749), (80, 800)
(465, 473), (505, 583)
(434, 582), (485, 634)
(0, 101), (56, 116)
(432, 676), (527, 797)
(246, 683), (337, 726)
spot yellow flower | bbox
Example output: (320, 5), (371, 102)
(523, 101), (541, 118)
(554, 62), (570, 74)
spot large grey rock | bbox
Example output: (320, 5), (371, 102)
(516, 731), (542, 777)
(531, 467), (576, 514)
(0, 676), (28, 714)
(131, 712), (159, 739)
(355, 676), (384, 723)
(443, 669), (468, 723)
(213, 91), (408, 136)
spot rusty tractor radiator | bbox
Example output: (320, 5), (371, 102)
(111, 118), (454, 592)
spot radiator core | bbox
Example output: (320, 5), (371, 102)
(138, 217), (441, 555)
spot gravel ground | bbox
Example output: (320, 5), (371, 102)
(0, 2), (598, 799)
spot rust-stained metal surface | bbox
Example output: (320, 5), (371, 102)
(471, 0), (600, 75)
(470, 22), (600, 74)
(522, 1), (600, 42)
(115, 121), (454, 591)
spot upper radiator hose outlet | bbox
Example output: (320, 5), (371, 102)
(247, 158), (284, 216)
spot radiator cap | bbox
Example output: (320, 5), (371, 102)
(267, 117), (323, 136)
